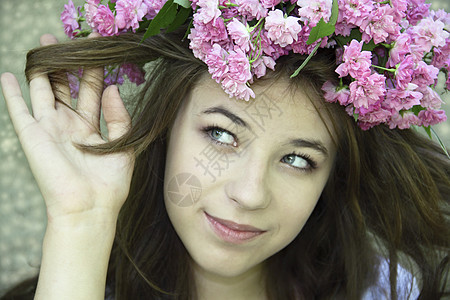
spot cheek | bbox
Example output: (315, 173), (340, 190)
(278, 202), (317, 240)
(269, 183), (324, 246)
(164, 125), (210, 208)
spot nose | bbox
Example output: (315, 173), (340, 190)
(224, 154), (272, 210)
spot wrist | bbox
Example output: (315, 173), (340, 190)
(46, 206), (119, 232)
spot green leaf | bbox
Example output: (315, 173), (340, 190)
(430, 127), (450, 159)
(306, 0), (338, 45)
(108, 1), (116, 11)
(329, 0), (339, 25)
(167, 6), (192, 32)
(174, 0), (191, 9)
(424, 126), (432, 139)
(411, 105), (426, 115)
(334, 28), (378, 51)
(142, 0), (177, 41)
(286, 3), (296, 15)
(361, 39), (377, 51)
(307, 19), (335, 45)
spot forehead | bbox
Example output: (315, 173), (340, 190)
(185, 75), (335, 148)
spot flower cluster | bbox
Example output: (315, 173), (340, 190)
(61, 0), (450, 130)
(61, 0), (148, 93)
(323, 3), (450, 130)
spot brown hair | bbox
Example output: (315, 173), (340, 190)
(2, 29), (449, 299)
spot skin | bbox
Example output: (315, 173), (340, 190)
(1, 34), (134, 300)
(1, 33), (335, 300)
(164, 75), (337, 299)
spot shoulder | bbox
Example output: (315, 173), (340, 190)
(362, 258), (420, 300)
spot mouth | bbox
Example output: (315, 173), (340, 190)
(204, 212), (266, 244)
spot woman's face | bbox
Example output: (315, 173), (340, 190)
(164, 75), (336, 280)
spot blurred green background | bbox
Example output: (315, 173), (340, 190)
(0, 0), (449, 295)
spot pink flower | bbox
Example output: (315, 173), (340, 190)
(338, 0), (373, 27)
(334, 18), (355, 37)
(419, 87), (444, 110)
(120, 63), (145, 85)
(67, 69), (83, 99)
(259, 29), (288, 59)
(385, 84), (422, 111)
(297, 0), (333, 27)
(252, 56), (276, 78)
(390, 0), (408, 17)
(349, 73), (386, 109)
(115, 0), (148, 31)
(264, 9), (302, 47)
(418, 109), (447, 126)
(188, 27), (214, 61)
(205, 45), (254, 100)
(387, 32), (411, 67)
(143, 0), (167, 19)
(222, 77), (255, 101)
(235, 0), (268, 20)
(411, 61), (439, 87)
(193, 13), (228, 43)
(61, 0), (81, 39)
(395, 55), (415, 90)
(260, 0), (282, 9)
(406, 0), (430, 26)
(227, 19), (250, 52)
(409, 17), (449, 54)
(206, 44), (229, 82)
(84, 0), (101, 28)
(228, 49), (253, 83)
(360, 5), (400, 44)
(322, 81), (351, 105)
(358, 107), (392, 129)
(289, 24), (326, 55)
(431, 39), (450, 69)
(335, 40), (372, 79)
(104, 66), (124, 86)
(93, 5), (118, 36)
(430, 9), (450, 31)
(195, 0), (221, 24)
(388, 112), (420, 129)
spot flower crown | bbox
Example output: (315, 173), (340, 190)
(61, 0), (450, 132)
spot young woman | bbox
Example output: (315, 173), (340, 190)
(1, 1), (449, 299)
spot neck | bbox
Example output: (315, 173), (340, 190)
(192, 261), (267, 300)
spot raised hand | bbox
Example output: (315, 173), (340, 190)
(1, 34), (134, 227)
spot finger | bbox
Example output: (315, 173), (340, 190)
(76, 32), (104, 131)
(1, 73), (36, 136)
(102, 85), (131, 141)
(39, 34), (72, 105)
(29, 73), (56, 120)
(77, 67), (104, 131)
(39, 33), (58, 46)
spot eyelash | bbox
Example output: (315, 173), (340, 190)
(281, 152), (318, 172)
(203, 125), (238, 148)
(202, 125), (318, 172)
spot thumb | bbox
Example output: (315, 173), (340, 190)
(102, 85), (131, 141)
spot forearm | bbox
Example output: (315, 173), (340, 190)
(35, 215), (117, 300)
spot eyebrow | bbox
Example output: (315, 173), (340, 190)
(288, 138), (329, 157)
(202, 106), (249, 128)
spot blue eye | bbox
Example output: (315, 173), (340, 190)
(206, 127), (237, 147)
(281, 153), (316, 171)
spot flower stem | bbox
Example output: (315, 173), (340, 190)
(372, 65), (395, 72)
(290, 42), (321, 78)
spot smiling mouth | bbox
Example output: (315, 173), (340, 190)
(204, 212), (266, 244)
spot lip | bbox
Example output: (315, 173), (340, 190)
(205, 212), (266, 244)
